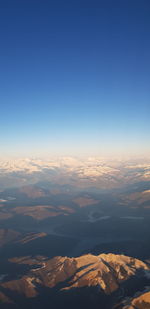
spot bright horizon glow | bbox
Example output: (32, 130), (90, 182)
(0, 0), (150, 158)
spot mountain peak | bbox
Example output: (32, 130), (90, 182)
(1, 253), (150, 308)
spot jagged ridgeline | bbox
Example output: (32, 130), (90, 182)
(0, 253), (150, 308)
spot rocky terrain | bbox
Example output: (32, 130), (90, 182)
(119, 289), (150, 308)
(0, 158), (150, 308)
(0, 253), (150, 308)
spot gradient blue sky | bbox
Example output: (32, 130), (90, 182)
(0, 0), (150, 157)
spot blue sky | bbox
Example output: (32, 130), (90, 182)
(0, 0), (150, 157)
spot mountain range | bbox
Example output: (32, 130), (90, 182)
(0, 157), (150, 308)
(0, 249), (150, 308)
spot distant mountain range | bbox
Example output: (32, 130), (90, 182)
(0, 157), (150, 308)
(0, 157), (149, 190)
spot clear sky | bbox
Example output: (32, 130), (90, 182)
(0, 0), (150, 158)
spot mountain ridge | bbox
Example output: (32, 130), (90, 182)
(0, 252), (150, 308)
